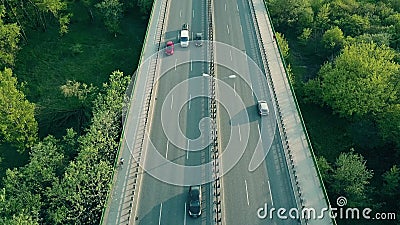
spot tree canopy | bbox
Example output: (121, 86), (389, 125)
(331, 149), (373, 207)
(310, 42), (399, 117)
(0, 68), (38, 150)
(0, 71), (130, 224)
(0, 5), (20, 68)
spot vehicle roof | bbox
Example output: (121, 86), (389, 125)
(258, 101), (268, 110)
(181, 30), (189, 37)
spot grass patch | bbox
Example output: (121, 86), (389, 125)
(14, 3), (147, 138)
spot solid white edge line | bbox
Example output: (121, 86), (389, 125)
(186, 139), (189, 159)
(171, 94), (174, 109)
(184, 203), (187, 225)
(158, 202), (163, 225)
(189, 94), (192, 109)
(245, 179), (250, 206)
(166, 140), (169, 158)
(268, 180), (274, 206)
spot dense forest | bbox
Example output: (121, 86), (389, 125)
(266, 0), (400, 224)
(0, 0), (149, 224)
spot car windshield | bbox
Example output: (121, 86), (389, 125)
(181, 37), (188, 42)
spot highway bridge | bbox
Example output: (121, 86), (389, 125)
(101, 0), (335, 224)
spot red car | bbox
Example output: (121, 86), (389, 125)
(165, 41), (174, 55)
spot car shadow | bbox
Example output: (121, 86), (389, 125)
(229, 104), (259, 126)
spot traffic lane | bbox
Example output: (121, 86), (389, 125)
(135, 0), (208, 223)
(190, 0), (207, 39)
(219, 106), (273, 225)
(134, 60), (190, 224)
(235, 0), (298, 218)
(142, 62), (210, 224)
(135, 61), (211, 224)
(213, 0), (244, 49)
(141, 26), (211, 225)
(136, 175), (186, 225)
(162, 0), (193, 45)
(215, 67), (273, 225)
(265, 133), (299, 225)
(234, 0), (298, 220)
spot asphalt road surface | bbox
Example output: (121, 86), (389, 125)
(213, 0), (299, 224)
(132, 0), (213, 224)
(132, 0), (299, 224)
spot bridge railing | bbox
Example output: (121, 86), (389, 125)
(258, 1), (337, 224)
(99, 0), (167, 222)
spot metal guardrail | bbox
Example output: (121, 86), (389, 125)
(249, 0), (337, 224)
(206, 0), (222, 224)
(100, 0), (170, 223)
(124, 0), (170, 223)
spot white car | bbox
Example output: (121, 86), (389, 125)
(180, 24), (189, 47)
(257, 100), (269, 116)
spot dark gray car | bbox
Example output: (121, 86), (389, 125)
(188, 185), (202, 217)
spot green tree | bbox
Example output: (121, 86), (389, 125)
(355, 33), (391, 47)
(298, 27), (313, 45)
(382, 165), (400, 198)
(311, 42), (399, 117)
(275, 32), (289, 60)
(0, 213), (39, 225)
(96, 0), (124, 35)
(332, 149), (373, 207)
(1, 169), (42, 220)
(266, 0), (314, 30)
(0, 5), (20, 67)
(47, 71), (129, 224)
(322, 26), (345, 52)
(317, 156), (332, 182)
(137, 0), (153, 14)
(0, 68), (38, 150)
(315, 3), (331, 31)
(339, 14), (370, 36)
(0, 135), (65, 220)
(2, 0), (70, 35)
(302, 77), (323, 105)
(377, 104), (400, 148)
